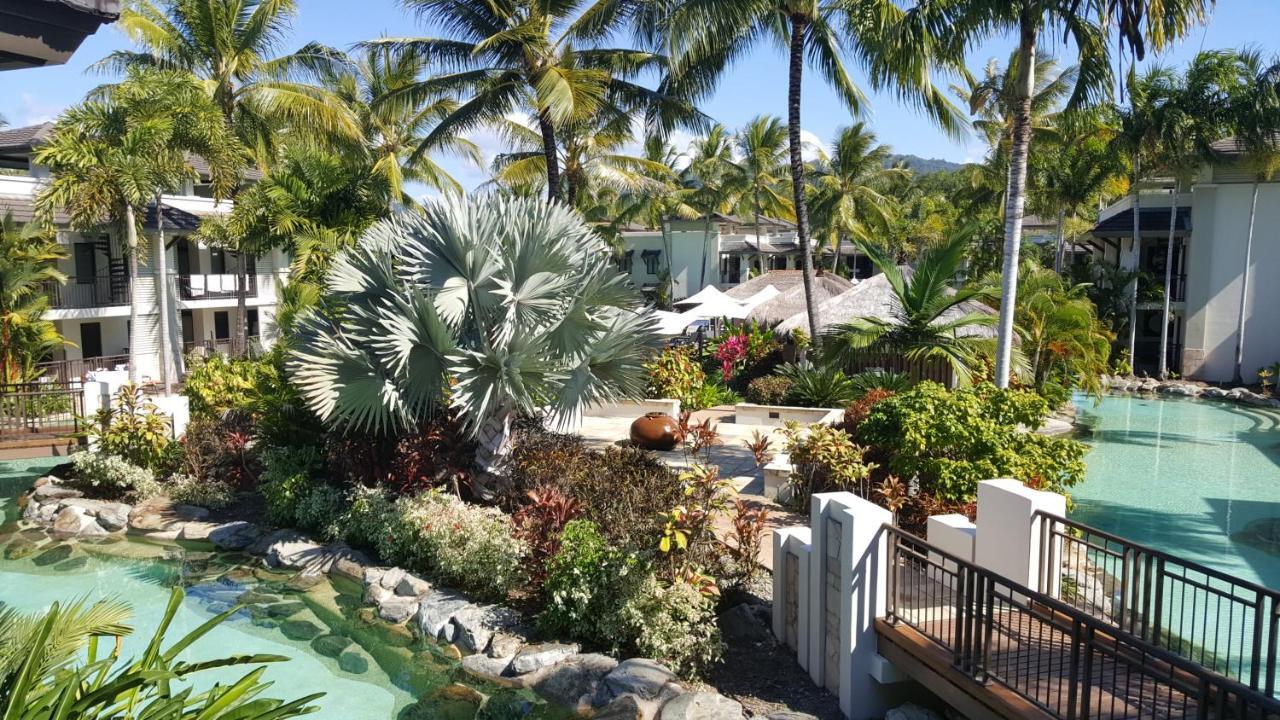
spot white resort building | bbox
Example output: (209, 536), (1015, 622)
(0, 122), (288, 384)
(1086, 139), (1279, 382)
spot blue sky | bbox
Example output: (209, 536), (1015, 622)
(2, 1), (1277, 193)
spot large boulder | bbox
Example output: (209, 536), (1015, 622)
(527, 653), (618, 714)
(60, 498), (131, 531)
(30, 482), (82, 503)
(511, 643), (579, 676)
(450, 604), (519, 655)
(459, 653), (518, 688)
(415, 590), (473, 641)
(659, 693), (743, 720)
(52, 506), (108, 538)
(601, 659), (676, 703)
(208, 521), (261, 550)
(129, 498), (208, 532)
(376, 596), (420, 625)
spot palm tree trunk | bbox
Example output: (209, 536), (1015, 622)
(124, 205), (140, 385)
(830, 234), (842, 274)
(473, 407), (514, 500)
(154, 194), (173, 394)
(1158, 195), (1178, 379)
(787, 14), (821, 349)
(236, 253), (248, 356)
(700, 214), (712, 292)
(1232, 181), (1260, 383)
(1126, 154), (1140, 369)
(537, 111), (561, 204)
(1053, 209), (1066, 273)
(993, 19), (1037, 389)
(661, 217), (674, 308)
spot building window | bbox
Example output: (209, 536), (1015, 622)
(619, 250), (634, 273)
(641, 250), (661, 275)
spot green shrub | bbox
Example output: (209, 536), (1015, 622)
(779, 424), (875, 510)
(165, 473), (236, 509)
(776, 361), (860, 407)
(296, 484), (347, 537)
(690, 380), (741, 410)
(645, 347), (706, 409)
(86, 383), (172, 471)
(183, 349), (323, 448)
(745, 375), (792, 405)
(341, 484), (396, 550)
(618, 575), (723, 678)
(540, 520), (644, 650)
(858, 382), (1087, 502)
(258, 445), (325, 527)
(67, 452), (159, 499)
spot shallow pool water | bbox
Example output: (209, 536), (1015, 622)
(1071, 393), (1280, 590)
(0, 457), (560, 720)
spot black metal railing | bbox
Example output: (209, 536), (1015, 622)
(33, 355), (130, 384)
(0, 382), (84, 437)
(174, 273), (257, 300)
(41, 274), (131, 309)
(1036, 512), (1280, 695)
(885, 525), (1280, 719)
(183, 335), (261, 358)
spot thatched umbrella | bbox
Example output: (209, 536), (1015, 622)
(747, 274), (857, 326)
(774, 270), (998, 337)
(723, 270), (853, 301)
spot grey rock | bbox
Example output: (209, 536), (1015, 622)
(719, 603), (772, 643)
(511, 642), (578, 675)
(31, 483), (82, 502)
(329, 554), (366, 584)
(129, 498), (208, 531)
(252, 530), (326, 570)
(394, 573), (431, 598)
(377, 567), (407, 590)
(178, 521), (221, 541)
(363, 582), (394, 605)
(52, 506), (108, 537)
(338, 651), (369, 674)
(208, 521), (260, 550)
(1201, 386), (1228, 399)
(460, 653), (515, 686)
(376, 595), (419, 624)
(595, 694), (651, 720)
(659, 693), (743, 720)
(23, 500), (58, 524)
(60, 498), (131, 530)
(603, 659), (676, 702)
(415, 590), (473, 640)
(311, 634), (353, 658)
(450, 604), (519, 655)
(885, 703), (944, 720)
(487, 632), (524, 660)
(528, 653), (618, 714)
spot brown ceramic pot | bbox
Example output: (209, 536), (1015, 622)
(629, 411), (681, 451)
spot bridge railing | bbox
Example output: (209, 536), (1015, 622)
(886, 524), (1280, 719)
(1035, 511), (1280, 694)
(0, 382), (84, 437)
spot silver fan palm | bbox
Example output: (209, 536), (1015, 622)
(289, 195), (657, 493)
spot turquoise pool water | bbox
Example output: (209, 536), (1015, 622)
(1071, 393), (1280, 591)
(0, 457), (559, 720)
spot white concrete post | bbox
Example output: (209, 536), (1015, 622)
(772, 526), (812, 669)
(974, 479), (1066, 592)
(150, 394), (190, 439)
(80, 381), (109, 451)
(927, 514), (976, 591)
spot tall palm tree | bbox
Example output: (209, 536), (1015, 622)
(366, 0), (698, 205)
(809, 123), (906, 273)
(101, 0), (361, 355)
(35, 68), (241, 385)
(684, 124), (741, 293)
(823, 231), (1000, 384)
(614, 137), (699, 306)
(1013, 263), (1113, 398)
(731, 115), (792, 274)
(289, 195), (655, 496)
(1227, 49), (1280, 383)
(665, 0), (963, 349)
(930, 0), (1212, 387)
(0, 214), (66, 385)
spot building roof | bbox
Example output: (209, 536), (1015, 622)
(0, 193), (69, 225)
(0, 193), (205, 230)
(1, 0), (120, 71)
(746, 274), (857, 326)
(723, 270), (854, 301)
(1092, 206), (1192, 237)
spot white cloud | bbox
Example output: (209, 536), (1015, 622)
(17, 93), (62, 125)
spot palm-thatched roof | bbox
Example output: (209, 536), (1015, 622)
(724, 270), (853, 301)
(747, 274), (858, 326)
(774, 269), (998, 338)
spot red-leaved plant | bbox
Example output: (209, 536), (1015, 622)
(513, 485), (582, 588)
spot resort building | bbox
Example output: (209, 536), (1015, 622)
(618, 214), (872, 301)
(1087, 139), (1280, 381)
(0, 122), (288, 383)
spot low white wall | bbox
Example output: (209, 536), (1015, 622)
(584, 398), (681, 419)
(735, 403), (842, 427)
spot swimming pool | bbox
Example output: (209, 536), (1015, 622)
(0, 457), (562, 720)
(1071, 392), (1280, 591)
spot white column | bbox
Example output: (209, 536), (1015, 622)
(772, 526), (811, 668)
(80, 381), (109, 451)
(974, 479), (1066, 591)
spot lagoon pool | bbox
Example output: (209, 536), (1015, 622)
(0, 457), (560, 720)
(1071, 393), (1280, 591)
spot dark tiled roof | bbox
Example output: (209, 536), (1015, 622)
(0, 194), (204, 231)
(1092, 206), (1191, 236)
(0, 194), (69, 225)
(0, 123), (54, 151)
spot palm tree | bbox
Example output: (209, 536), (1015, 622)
(930, 0), (1212, 387)
(101, 0), (361, 355)
(665, 0), (963, 350)
(1227, 49), (1280, 383)
(365, 0), (698, 205)
(822, 231), (1000, 384)
(614, 137), (700, 306)
(0, 214), (66, 385)
(1013, 264), (1113, 398)
(288, 195), (656, 496)
(731, 115), (792, 274)
(809, 123), (906, 273)
(34, 68), (241, 385)
(684, 124), (742, 293)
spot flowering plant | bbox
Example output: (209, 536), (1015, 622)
(714, 334), (749, 380)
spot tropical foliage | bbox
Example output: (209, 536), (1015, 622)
(0, 214), (64, 385)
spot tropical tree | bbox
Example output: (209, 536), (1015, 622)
(1012, 264), (1113, 397)
(809, 123), (906, 273)
(731, 115), (792, 273)
(1226, 49), (1280, 383)
(102, 0), (361, 355)
(0, 214), (66, 385)
(34, 68), (241, 386)
(0, 588), (321, 718)
(613, 137), (700, 307)
(288, 195), (656, 496)
(822, 231), (1000, 384)
(665, 0), (963, 349)
(365, 0), (699, 204)
(928, 0), (1212, 388)
(684, 124), (742, 293)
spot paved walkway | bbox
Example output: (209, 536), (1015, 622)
(576, 406), (806, 568)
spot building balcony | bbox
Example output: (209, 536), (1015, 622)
(173, 273), (258, 301)
(42, 274), (131, 309)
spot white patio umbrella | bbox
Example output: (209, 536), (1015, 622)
(673, 285), (732, 307)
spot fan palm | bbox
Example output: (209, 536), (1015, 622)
(923, 0), (1212, 387)
(664, 0), (964, 348)
(0, 214), (66, 385)
(365, 0), (699, 204)
(809, 123), (906, 274)
(1227, 49), (1280, 383)
(822, 232), (1000, 384)
(101, 0), (362, 355)
(288, 195), (656, 495)
(731, 115), (792, 275)
(34, 68), (241, 385)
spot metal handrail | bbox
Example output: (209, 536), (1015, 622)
(1035, 510), (1280, 696)
(885, 524), (1280, 718)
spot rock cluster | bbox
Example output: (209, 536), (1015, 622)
(1101, 375), (1280, 408)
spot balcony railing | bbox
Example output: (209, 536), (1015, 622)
(184, 335), (262, 358)
(34, 355), (130, 384)
(174, 273), (258, 301)
(42, 274), (131, 309)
